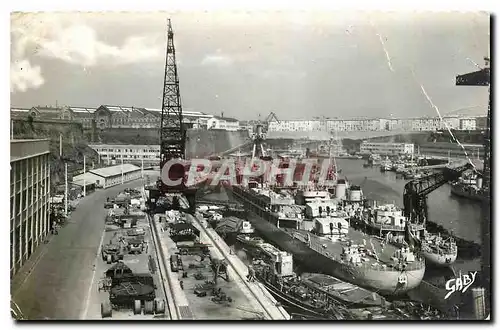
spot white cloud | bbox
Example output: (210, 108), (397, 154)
(201, 54), (233, 67)
(35, 24), (164, 67)
(10, 59), (45, 93)
(10, 13), (164, 93)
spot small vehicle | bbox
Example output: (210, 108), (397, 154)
(193, 280), (216, 296)
(170, 255), (182, 272)
(101, 244), (124, 264)
(126, 237), (145, 254)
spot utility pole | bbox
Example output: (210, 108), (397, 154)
(65, 163), (68, 217)
(121, 157), (124, 185)
(59, 133), (63, 157)
(11, 119), (13, 140)
(83, 155), (86, 197)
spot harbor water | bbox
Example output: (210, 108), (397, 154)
(336, 158), (484, 318)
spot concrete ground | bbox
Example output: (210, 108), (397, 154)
(10, 177), (149, 320)
(160, 218), (259, 320)
(174, 252), (259, 320)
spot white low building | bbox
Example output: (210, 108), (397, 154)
(72, 164), (142, 189)
(360, 142), (415, 156)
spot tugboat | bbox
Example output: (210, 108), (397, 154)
(380, 158), (392, 172)
(450, 171), (487, 202)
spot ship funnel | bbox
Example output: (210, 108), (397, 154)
(477, 177), (483, 189)
(335, 181), (347, 199)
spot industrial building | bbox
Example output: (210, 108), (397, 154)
(10, 139), (51, 278)
(207, 115), (240, 131)
(10, 105), (217, 130)
(359, 142), (415, 156)
(89, 144), (160, 165)
(72, 164), (142, 189)
(418, 142), (484, 160)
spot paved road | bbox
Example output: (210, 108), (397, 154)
(11, 178), (148, 320)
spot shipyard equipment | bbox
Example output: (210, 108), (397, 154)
(154, 19), (197, 213)
(404, 56), (490, 245)
(100, 262), (165, 318)
(101, 233), (125, 264)
(403, 163), (473, 231)
(211, 258), (230, 283)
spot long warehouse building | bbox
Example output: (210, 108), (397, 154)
(10, 139), (51, 278)
(72, 164), (142, 189)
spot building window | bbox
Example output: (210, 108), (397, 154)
(15, 193), (21, 215)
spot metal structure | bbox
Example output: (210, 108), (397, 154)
(153, 19), (197, 212)
(455, 56), (491, 194)
(251, 123), (268, 159)
(263, 112), (280, 132)
(158, 19), (189, 195)
(403, 163), (473, 227)
(160, 19), (185, 164)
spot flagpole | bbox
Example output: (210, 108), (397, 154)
(83, 155), (86, 197)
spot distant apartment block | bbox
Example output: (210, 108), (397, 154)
(267, 115), (483, 133)
(89, 144), (160, 165)
(360, 142), (415, 156)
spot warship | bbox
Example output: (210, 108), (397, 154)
(354, 201), (458, 267)
(230, 182), (426, 296)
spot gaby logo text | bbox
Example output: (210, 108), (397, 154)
(444, 271), (477, 300)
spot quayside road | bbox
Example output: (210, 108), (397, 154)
(11, 177), (150, 320)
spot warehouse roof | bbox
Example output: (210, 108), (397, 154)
(72, 172), (105, 186)
(89, 164), (141, 178)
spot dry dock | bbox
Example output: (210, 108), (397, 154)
(148, 204), (290, 320)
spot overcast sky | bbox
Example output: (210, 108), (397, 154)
(10, 11), (490, 120)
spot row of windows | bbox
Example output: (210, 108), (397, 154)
(361, 143), (411, 147)
(102, 154), (160, 159)
(96, 148), (159, 153)
(11, 181), (49, 217)
(11, 204), (49, 274)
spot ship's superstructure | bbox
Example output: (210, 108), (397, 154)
(450, 170), (487, 202)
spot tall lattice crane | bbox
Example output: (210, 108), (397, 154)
(156, 19), (196, 211)
(160, 19), (185, 165)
